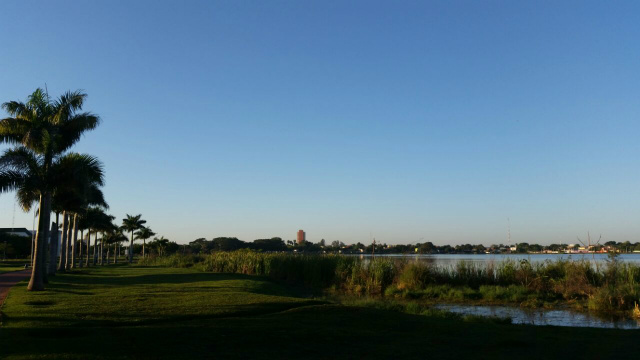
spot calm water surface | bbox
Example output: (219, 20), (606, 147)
(360, 253), (640, 266)
(359, 253), (640, 328)
(433, 304), (640, 330)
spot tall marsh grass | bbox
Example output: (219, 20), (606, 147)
(138, 251), (640, 315)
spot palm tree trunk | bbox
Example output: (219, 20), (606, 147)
(92, 231), (97, 266)
(41, 221), (55, 284)
(27, 193), (51, 291)
(71, 214), (78, 269)
(85, 229), (91, 267)
(100, 233), (104, 265)
(79, 230), (84, 268)
(129, 231), (134, 263)
(65, 215), (72, 270)
(143, 239), (146, 258)
(30, 234), (35, 267)
(114, 244), (117, 264)
(58, 212), (68, 272)
(47, 218), (59, 275)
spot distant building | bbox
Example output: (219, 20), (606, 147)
(0, 228), (32, 238)
(296, 230), (305, 245)
(1, 226), (64, 254)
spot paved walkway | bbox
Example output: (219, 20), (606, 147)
(0, 270), (31, 306)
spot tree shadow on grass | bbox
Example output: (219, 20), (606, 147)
(47, 288), (95, 296)
(2, 300), (329, 329)
(2, 304), (640, 360)
(53, 271), (249, 286)
(48, 271), (311, 297)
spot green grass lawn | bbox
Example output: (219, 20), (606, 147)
(1, 265), (639, 359)
(0, 260), (28, 274)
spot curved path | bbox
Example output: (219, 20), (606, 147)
(0, 270), (31, 306)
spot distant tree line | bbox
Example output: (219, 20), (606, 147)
(186, 237), (288, 253)
(0, 233), (31, 258)
(178, 238), (640, 255)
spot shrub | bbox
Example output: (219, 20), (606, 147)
(136, 251), (640, 315)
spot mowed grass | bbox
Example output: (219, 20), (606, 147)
(1, 265), (320, 328)
(0, 265), (639, 360)
(0, 260), (28, 274)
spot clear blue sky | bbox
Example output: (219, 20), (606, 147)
(2, 1), (640, 245)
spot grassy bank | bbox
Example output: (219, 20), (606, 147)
(0, 260), (28, 274)
(139, 252), (640, 316)
(2, 265), (640, 359)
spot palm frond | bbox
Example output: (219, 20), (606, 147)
(0, 117), (32, 144)
(56, 112), (100, 152)
(53, 152), (105, 187)
(122, 214), (146, 232)
(0, 170), (26, 193)
(86, 185), (108, 209)
(53, 90), (87, 123)
(16, 187), (38, 212)
(0, 147), (42, 174)
(135, 227), (156, 240)
(1, 101), (29, 117)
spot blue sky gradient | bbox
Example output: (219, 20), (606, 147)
(2, 1), (640, 245)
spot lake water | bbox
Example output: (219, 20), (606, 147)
(356, 253), (640, 329)
(433, 304), (640, 330)
(358, 253), (640, 266)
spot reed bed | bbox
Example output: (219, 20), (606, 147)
(138, 251), (640, 315)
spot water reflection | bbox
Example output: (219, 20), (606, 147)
(356, 253), (640, 266)
(433, 304), (640, 329)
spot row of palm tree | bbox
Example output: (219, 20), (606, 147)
(0, 88), (159, 291)
(0, 88), (101, 290)
(62, 212), (152, 268)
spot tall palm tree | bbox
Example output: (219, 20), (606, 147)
(122, 214), (146, 263)
(68, 184), (107, 269)
(135, 227), (156, 259)
(57, 211), (70, 272)
(89, 210), (113, 266)
(101, 227), (116, 265)
(103, 225), (126, 264)
(50, 196), (68, 275)
(8, 151), (106, 274)
(82, 207), (110, 267)
(0, 89), (99, 291)
(97, 214), (115, 265)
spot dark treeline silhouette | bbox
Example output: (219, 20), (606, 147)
(187, 237), (288, 253)
(0, 233), (31, 258)
(182, 238), (640, 255)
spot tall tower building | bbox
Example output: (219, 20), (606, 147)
(296, 230), (305, 245)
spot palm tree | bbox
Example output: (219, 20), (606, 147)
(135, 227), (156, 259)
(59, 161), (106, 270)
(56, 211), (70, 272)
(99, 215), (116, 265)
(6, 150), (106, 274)
(122, 214), (146, 263)
(0, 89), (99, 291)
(103, 226), (126, 264)
(71, 187), (107, 269)
(82, 207), (110, 267)
(149, 236), (170, 257)
(51, 194), (74, 275)
(91, 211), (114, 266)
